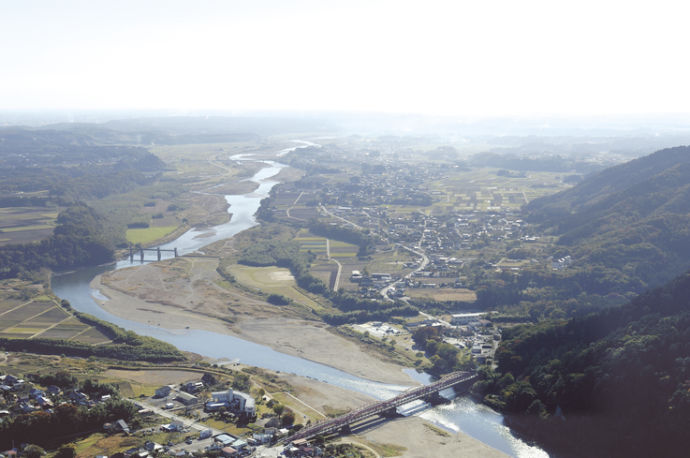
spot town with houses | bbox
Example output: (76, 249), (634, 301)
(0, 369), (329, 458)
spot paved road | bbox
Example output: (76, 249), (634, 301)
(326, 238), (343, 291)
(129, 397), (223, 436)
(319, 204), (362, 230)
(379, 244), (429, 301)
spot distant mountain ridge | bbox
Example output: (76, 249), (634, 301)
(526, 145), (690, 290)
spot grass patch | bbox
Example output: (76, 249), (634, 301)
(126, 225), (178, 245)
(227, 265), (325, 311)
(368, 441), (407, 457)
(72, 432), (141, 457)
(424, 423), (451, 437)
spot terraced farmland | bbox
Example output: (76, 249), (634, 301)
(0, 297), (110, 344)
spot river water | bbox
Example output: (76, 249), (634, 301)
(51, 141), (547, 457)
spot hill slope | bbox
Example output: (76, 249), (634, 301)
(526, 145), (690, 290)
(485, 269), (690, 457)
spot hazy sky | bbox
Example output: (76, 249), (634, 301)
(2, 0), (690, 116)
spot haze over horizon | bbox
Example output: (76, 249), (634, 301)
(3, 0), (690, 118)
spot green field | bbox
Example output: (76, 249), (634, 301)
(329, 240), (358, 258)
(227, 265), (326, 311)
(126, 225), (178, 245)
(295, 236), (328, 255)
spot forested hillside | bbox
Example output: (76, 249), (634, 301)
(477, 270), (690, 457)
(526, 145), (690, 291)
(0, 204), (114, 278)
(0, 127), (165, 202)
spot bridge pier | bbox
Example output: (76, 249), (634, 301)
(127, 246), (178, 263)
(423, 392), (447, 406)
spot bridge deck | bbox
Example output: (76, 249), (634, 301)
(284, 371), (477, 443)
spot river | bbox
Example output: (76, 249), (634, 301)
(51, 141), (547, 457)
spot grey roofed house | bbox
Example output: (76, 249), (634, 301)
(116, 419), (130, 434)
(175, 391), (197, 405)
(215, 434), (235, 446)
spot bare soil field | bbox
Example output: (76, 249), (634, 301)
(405, 287), (477, 302)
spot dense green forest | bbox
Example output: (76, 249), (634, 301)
(474, 270), (690, 457)
(526, 146), (690, 292)
(0, 204), (115, 279)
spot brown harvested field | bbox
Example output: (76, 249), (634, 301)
(0, 299), (27, 314)
(272, 191), (300, 205)
(405, 287), (477, 302)
(23, 305), (70, 326)
(0, 301), (56, 330)
(309, 261), (337, 289)
(71, 327), (112, 344)
(0, 206), (58, 246)
(289, 207), (319, 220)
(40, 318), (91, 340)
(103, 368), (203, 386)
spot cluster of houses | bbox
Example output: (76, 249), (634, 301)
(0, 373), (126, 420)
(407, 312), (500, 365)
(153, 381), (255, 417)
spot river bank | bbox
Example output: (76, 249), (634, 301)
(91, 270), (416, 386)
(51, 142), (545, 457)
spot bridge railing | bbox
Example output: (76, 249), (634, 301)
(284, 371), (477, 443)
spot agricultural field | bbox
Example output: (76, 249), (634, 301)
(0, 206), (58, 246)
(309, 260), (338, 290)
(405, 287), (477, 302)
(0, 279), (111, 344)
(126, 225), (179, 245)
(226, 264), (327, 311)
(364, 248), (416, 274)
(429, 168), (570, 213)
(295, 235), (328, 256)
(328, 240), (359, 258)
(287, 206), (319, 220)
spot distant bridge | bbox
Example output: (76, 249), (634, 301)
(284, 371), (477, 443)
(128, 246), (178, 262)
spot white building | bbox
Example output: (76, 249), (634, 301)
(208, 389), (255, 415)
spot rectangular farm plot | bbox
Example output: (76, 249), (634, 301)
(39, 318), (91, 340)
(1, 325), (45, 336)
(328, 240), (358, 258)
(405, 288), (477, 302)
(0, 301), (57, 331)
(288, 207), (319, 220)
(295, 237), (328, 255)
(22, 305), (70, 327)
(71, 327), (112, 345)
(0, 206), (58, 246)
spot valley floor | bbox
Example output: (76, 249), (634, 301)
(91, 261), (508, 457)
